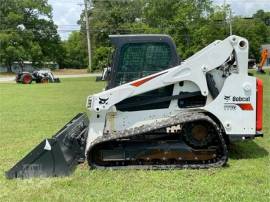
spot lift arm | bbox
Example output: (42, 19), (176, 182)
(88, 35), (248, 113)
(85, 35), (249, 149)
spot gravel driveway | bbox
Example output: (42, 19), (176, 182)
(0, 73), (101, 83)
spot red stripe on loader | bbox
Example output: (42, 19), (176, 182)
(236, 103), (253, 111)
(130, 71), (167, 87)
(256, 79), (263, 131)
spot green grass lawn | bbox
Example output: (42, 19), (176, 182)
(0, 76), (269, 202)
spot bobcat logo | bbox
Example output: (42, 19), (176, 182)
(99, 97), (109, 105)
(224, 96), (231, 102)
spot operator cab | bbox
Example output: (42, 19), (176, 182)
(105, 34), (181, 89)
(98, 34), (181, 111)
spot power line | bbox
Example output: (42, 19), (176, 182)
(215, 0), (270, 3)
(47, 0), (270, 5)
(0, 20), (258, 33)
(48, 0), (138, 5)
(49, 0), (83, 3)
(50, 2), (84, 6)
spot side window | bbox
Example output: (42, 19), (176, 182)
(115, 42), (171, 85)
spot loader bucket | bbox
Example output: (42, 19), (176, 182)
(6, 113), (89, 179)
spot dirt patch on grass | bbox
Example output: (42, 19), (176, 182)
(0, 72), (16, 77)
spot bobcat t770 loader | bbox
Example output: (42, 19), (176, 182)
(6, 35), (263, 179)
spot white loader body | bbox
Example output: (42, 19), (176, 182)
(86, 35), (261, 154)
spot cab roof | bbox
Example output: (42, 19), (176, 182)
(109, 34), (175, 46)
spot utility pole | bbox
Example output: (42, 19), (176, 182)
(223, 0), (226, 27)
(224, 0), (232, 36)
(229, 9), (232, 36)
(84, 0), (92, 72)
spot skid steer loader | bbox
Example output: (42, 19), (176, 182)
(6, 35), (263, 179)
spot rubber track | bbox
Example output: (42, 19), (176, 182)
(87, 111), (228, 169)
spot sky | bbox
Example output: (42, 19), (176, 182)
(48, 0), (270, 40)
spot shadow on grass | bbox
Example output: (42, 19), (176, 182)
(229, 141), (268, 159)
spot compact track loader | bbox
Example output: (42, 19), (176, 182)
(6, 35), (263, 179)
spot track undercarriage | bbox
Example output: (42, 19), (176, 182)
(6, 112), (228, 179)
(88, 112), (228, 169)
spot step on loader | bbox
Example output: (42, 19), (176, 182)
(6, 35), (263, 179)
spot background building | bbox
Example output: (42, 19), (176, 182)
(0, 62), (59, 73)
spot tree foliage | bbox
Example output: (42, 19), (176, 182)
(77, 0), (146, 70)
(233, 18), (268, 60)
(61, 31), (88, 69)
(0, 0), (62, 71)
(1, 0), (269, 71)
(76, 0), (269, 71)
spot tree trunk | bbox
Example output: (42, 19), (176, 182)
(7, 64), (12, 72)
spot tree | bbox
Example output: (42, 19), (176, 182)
(253, 10), (270, 43)
(142, 0), (217, 58)
(253, 9), (270, 26)
(76, 0), (145, 70)
(76, 0), (270, 71)
(87, 0), (220, 59)
(232, 17), (269, 60)
(61, 31), (88, 69)
(0, 0), (62, 72)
